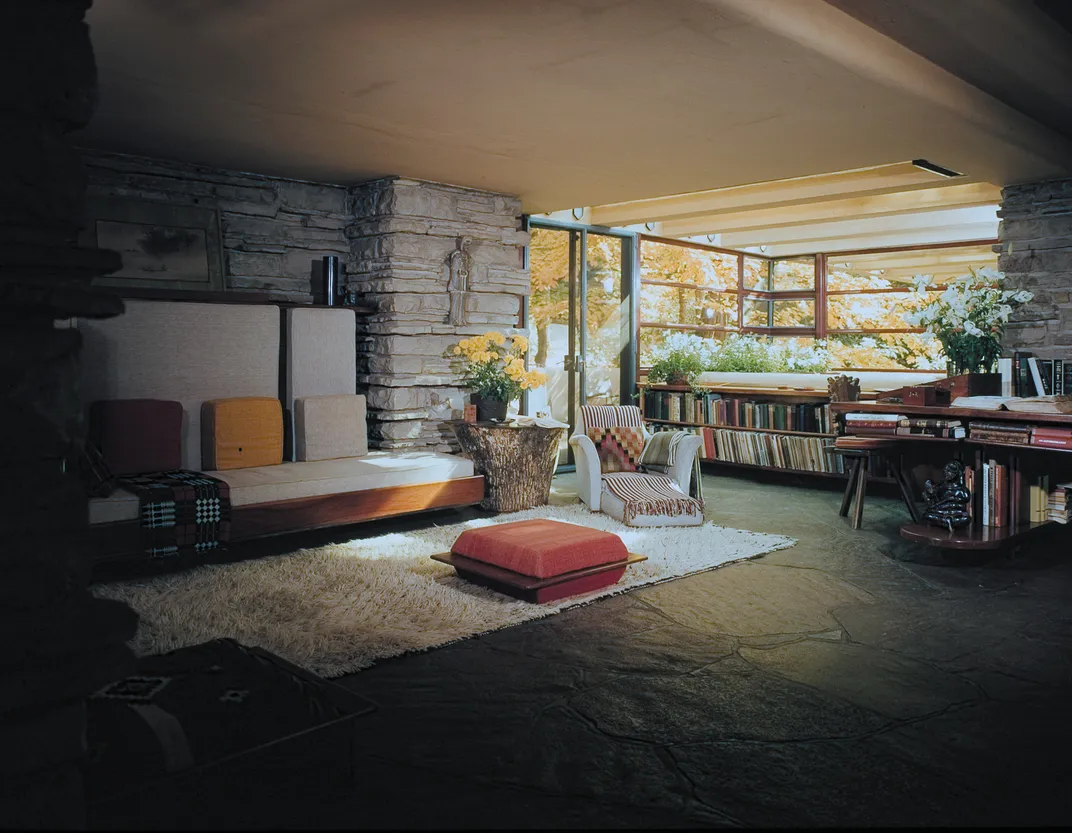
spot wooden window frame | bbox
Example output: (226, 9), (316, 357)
(635, 235), (999, 374)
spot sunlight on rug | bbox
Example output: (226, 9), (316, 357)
(93, 504), (795, 678)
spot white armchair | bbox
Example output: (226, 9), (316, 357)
(570, 405), (704, 527)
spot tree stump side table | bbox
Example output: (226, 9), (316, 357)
(450, 421), (567, 512)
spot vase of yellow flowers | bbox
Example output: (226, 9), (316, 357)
(452, 331), (547, 422)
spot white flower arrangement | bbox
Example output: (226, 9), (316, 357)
(649, 332), (832, 374)
(903, 267), (1033, 375)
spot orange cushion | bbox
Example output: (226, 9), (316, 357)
(451, 519), (627, 578)
(201, 397), (283, 471)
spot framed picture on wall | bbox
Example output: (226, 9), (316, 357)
(80, 197), (225, 292)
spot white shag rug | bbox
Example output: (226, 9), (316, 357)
(93, 504), (795, 678)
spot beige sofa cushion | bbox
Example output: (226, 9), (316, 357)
(88, 451), (475, 524)
(295, 394), (368, 461)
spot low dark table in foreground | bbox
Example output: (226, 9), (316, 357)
(86, 638), (375, 829)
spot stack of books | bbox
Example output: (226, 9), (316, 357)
(1031, 425), (1072, 450)
(843, 413), (905, 435)
(1047, 483), (1072, 524)
(896, 418), (965, 438)
(969, 421), (1032, 445)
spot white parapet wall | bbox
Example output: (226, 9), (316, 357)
(692, 370), (944, 394)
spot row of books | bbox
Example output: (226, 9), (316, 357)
(642, 390), (833, 434)
(843, 413), (965, 438)
(649, 424), (849, 474)
(843, 413), (1072, 448)
(998, 353), (1071, 397)
(966, 455), (1072, 527)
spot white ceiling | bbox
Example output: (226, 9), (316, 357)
(78, 0), (1072, 214)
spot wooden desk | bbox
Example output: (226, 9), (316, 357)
(829, 402), (1072, 550)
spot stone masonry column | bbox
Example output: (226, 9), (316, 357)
(0, 1), (137, 826)
(346, 178), (529, 450)
(998, 178), (1072, 355)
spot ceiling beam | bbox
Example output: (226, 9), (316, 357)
(706, 0), (1072, 171)
(588, 162), (975, 227)
(718, 206), (997, 249)
(657, 182), (999, 237)
(758, 225), (1000, 258)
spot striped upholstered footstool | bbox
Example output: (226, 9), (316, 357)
(431, 519), (646, 603)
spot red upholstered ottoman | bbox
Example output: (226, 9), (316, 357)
(431, 519), (646, 603)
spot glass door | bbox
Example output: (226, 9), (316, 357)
(527, 224), (630, 466)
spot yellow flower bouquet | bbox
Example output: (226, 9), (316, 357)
(452, 331), (547, 420)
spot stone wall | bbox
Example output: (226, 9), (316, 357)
(347, 177), (529, 450)
(998, 178), (1072, 355)
(81, 150), (350, 302)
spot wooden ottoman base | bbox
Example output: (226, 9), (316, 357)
(431, 551), (647, 603)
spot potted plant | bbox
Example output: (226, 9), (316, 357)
(904, 268), (1033, 376)
(646, 334), (710, 386)
(452, 331), (547, 421)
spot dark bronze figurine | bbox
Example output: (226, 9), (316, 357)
(922, 460), (972, 531)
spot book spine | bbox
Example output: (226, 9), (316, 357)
(1029, 357), (1049, 396)
(995, 463), (1007, 527)
(969, 421), (1033, 434)
(982, 461), (991, 526)
(1010, 459), (1019, 528)
(1056, 359), (1065, 396)
(1013, 352), (1023, 397)
(971, 430), (1033, 445)
(1031, 435), (1072, 449)
(1031, 427), (1072, 438)
(898, 418), (963, 428)
(1019, 353), (1035, 396)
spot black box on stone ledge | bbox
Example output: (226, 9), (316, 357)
(86, 639), (376, 829)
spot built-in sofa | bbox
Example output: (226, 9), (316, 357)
(79, 299), (483, 561)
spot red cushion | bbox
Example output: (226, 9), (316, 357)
(90, 399), (183, 475)
(451, 519), (627, 578)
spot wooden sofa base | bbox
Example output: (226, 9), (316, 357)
(90, 475), (486, 563)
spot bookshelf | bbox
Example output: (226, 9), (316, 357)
(830, 401), (1072, 550)
(642, 384), (892, 480)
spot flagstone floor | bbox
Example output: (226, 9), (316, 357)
(102, 471), (1072, 828)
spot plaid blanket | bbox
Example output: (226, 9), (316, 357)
(115, 470), (231, 560)
(637, 430), (704, 505)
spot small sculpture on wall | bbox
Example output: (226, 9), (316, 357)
(446, 235), (473, 326)
(922, 459), (972, 531)
(827, 374), (861, 403)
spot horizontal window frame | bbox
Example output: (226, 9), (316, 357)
(639, 278), (738, 293)
(639, 321), (739, 333)
(826, 327), (926, 335)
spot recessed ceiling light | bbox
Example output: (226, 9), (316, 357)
(912, 159), (963, 178)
